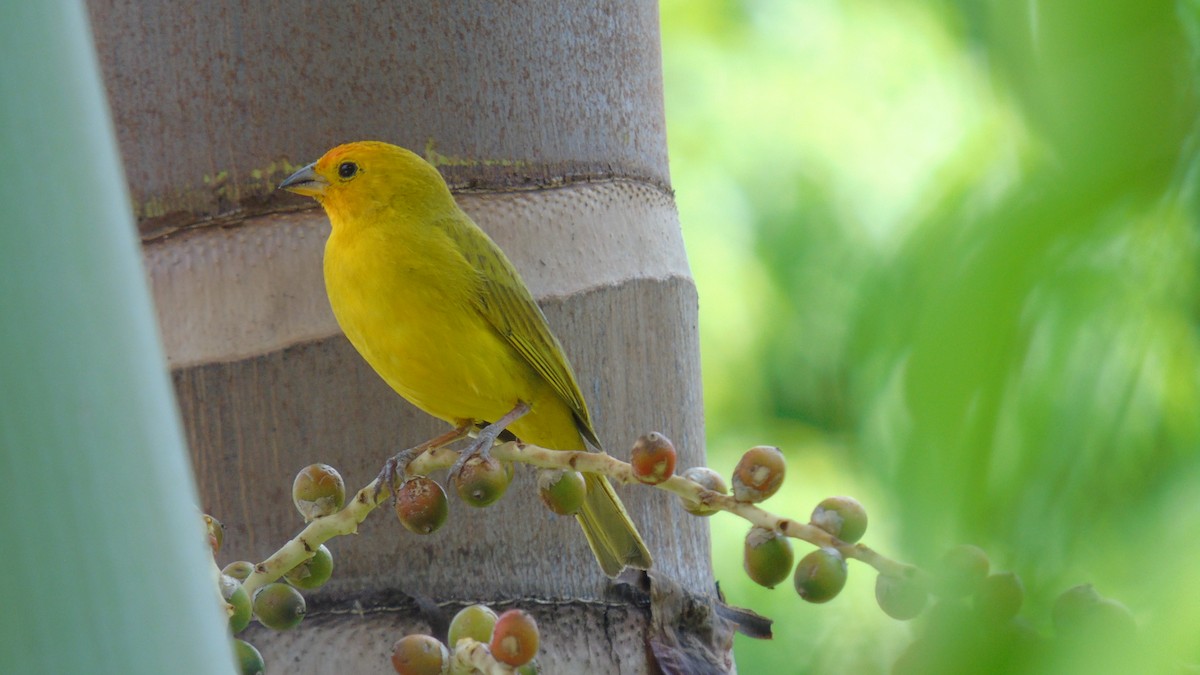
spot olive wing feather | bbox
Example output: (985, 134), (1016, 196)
(450, 215), (601, 449)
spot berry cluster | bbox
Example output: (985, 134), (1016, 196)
(891, 546), (1136, 673)
(202, 434), (1137, 672)
(392, 605), (540, 674)
(205, 463), (348, 674)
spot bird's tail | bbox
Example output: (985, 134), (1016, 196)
(575, 472), (653, 577)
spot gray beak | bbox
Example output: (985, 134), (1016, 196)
(278, 162), (328, 197)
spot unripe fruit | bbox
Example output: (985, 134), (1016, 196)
(630, 432), (676, 485)
(292, 463), (346, 521)
(515, 662), (540, 674)
(810, 496), (868, 543)
(936, 544), (990, 597)
(875, 572), (929, 620)
(223, 560), (255, 582)
(391, 634), (450, 675)
(253, 583), (306, 631)
(490, 609), (539, 667)
(447, 604), (499, 648)
(794, 547), (847, 603)
(204, 514), (224, 554)
(537, 470), (586, 516)
(920, 599), (980, 642)
(743, 527), (794, 589)
(975, 571), (1024, 621)
(220, 574), (252, 634)
(395, 476), (449, 534)
(453, 456), (511, 508)
(1052, 584), (1136, 639)
(732, 446), (785, 503)
(233, 639), (265, 675)
(285, 544), (334, 590)
(681, 466), (728, 516)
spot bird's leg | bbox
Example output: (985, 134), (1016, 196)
(449, 401), (531, 479)
(374, 424), (471, 503)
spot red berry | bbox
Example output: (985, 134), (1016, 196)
(630, 432), (677, 485)
(395, 476), (449, 534)
(732, 446), (785, 503)
(490, 609), (539, 667)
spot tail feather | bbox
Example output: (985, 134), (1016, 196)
(575, 473), (653, 577)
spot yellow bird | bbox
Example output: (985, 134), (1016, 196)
(279, 141), (652, 576)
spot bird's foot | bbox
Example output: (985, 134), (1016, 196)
(449, 401), (530, 480)
(449, 435), (495, 480)
(373, 448), (419, 506)
(373, 425), (472, 505)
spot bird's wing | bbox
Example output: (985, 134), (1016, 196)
(450, 213), (601, 448)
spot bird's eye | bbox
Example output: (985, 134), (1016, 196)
(338, 161), (358, 179)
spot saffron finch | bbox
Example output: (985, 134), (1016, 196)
(279, 141), (652, 576)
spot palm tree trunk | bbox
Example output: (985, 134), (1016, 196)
(87, 1), (722, 672)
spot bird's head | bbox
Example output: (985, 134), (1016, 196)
(278, 141), (454, 223)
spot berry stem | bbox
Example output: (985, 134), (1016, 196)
(242, 437), (921, 598)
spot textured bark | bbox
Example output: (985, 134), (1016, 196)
(88, 1), (723, 672)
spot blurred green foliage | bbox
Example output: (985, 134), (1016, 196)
(661, 0), (1200, 672)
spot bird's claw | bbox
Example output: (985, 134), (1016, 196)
(373, 448), (418, 506)
(449, 437), (494, 481)
(447, 401), (529, 480)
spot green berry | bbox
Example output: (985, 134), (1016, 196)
(974, 572), (1024, 621)
(222, 560), (255, 582)
(285, 544), (334, 590)
(233, 639), (265, 675)
(875, 571), (928, 620)
(794, 547), (847, 604)
(253, 583), (306, 631)
(1052, 584), (1136, 639)
(219, 574), (252, 634)
(447, 604), (499, 648)
(810, 496), (868, 543)
(292, 463), (346, 521)
(453, 456), (511, 507)
(537, 470), (586, 516)
(937, 544), (990, 598)
(743, 527), (794, 589)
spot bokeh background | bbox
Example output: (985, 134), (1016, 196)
(660, 0), (1200, 672)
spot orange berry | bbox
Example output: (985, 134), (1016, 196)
(490, 609), (539, 667)
(732, 446), (785, 503)
(395, 476), (449, 534)
(630, 432), (677, 485)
